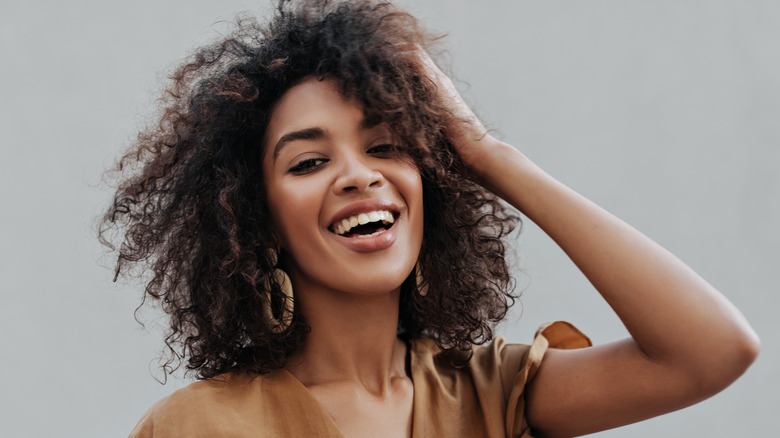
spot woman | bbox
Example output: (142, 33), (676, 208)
(101, 1), (759, 436)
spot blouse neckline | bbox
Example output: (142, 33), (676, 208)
(275, 337), (425, 438)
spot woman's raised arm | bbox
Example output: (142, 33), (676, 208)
(419, 51), (761, 437)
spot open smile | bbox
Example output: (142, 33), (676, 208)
(327, 200), (402, 247)
(330, 209), (397, 238)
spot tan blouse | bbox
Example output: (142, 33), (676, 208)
(129, 321), (590, 438)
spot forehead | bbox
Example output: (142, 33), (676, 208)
(263, 76), (393, 162)
(265, 78), (358, 138)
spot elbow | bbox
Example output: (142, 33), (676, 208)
(698, 326), (761, 397)
(726, 322), (761, 378)
(733, 327), (761, 374)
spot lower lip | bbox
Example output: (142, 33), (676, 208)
(330, 220), (399, 253)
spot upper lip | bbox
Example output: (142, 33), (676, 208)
(328, 199), (401, 231)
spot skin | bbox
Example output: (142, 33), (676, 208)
(262, 77), (421, 438)
(261, 60), (760, 437)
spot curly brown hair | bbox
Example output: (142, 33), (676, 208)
(100, 0), (519, 380)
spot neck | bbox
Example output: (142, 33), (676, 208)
(284, 276), (408, 396)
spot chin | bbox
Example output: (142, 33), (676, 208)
(337, 265), (413, 296)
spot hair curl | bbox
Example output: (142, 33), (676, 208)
(100, 0), (519, 380)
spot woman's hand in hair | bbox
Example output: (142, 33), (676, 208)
(413, 48), (509, 181)
(413, 47), (759, 438)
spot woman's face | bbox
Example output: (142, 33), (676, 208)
(262, 76), (424, 297)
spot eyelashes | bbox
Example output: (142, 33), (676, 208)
(286, 144), (398, 174)
(288, 157), (327, 174)
(366, 143), (394, 154)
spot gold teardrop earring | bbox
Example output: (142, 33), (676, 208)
(263, 249), (294, 333)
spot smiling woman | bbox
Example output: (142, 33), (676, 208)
(100, 0), (759, 437)
(262, 77), (424, 296)
(101, 0), (517, 380)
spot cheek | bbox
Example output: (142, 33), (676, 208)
(397, 166), (425, 241)
(265, 178), (321, 250)
(401, 166), (424, 208)
(269, 187), (319, 245)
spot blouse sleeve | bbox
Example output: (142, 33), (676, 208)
(503, 321), (591, 437)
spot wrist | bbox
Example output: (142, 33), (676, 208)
(464, 136), (521, 178)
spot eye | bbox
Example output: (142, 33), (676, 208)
(367, 143), (396, 155)
(288, 157), (328, 174)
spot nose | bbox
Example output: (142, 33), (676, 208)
(333, 153), (384, 195)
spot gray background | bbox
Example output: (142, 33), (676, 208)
(1, 0), (777, 436)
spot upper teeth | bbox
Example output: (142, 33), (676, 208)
(334, 210), (395, 236)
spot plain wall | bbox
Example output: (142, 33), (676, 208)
(1, 1), (777, 436)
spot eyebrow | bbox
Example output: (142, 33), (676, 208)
(272, 127), (326, 160)
(271, 117), (382, 160)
